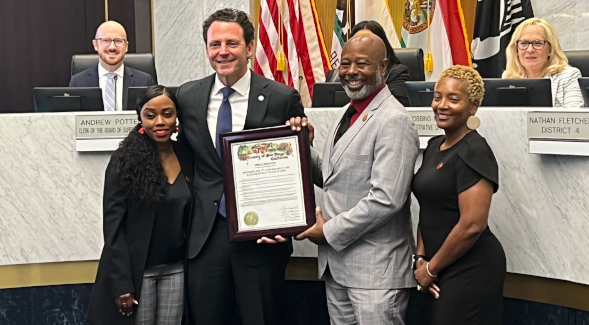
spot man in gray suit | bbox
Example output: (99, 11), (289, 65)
(295, 31), (419, 324)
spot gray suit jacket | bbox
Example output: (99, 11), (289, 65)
(311, 87), (419, 289)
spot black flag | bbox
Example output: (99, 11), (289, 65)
(471, 0), (534, 78)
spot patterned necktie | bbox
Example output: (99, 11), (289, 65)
(334, 105), (357, 144)
(216, 87), (235, 217)
(104, 73), (117, 111)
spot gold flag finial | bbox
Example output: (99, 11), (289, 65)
(276, 0), (286, 71)
(425, 0), (433, 72)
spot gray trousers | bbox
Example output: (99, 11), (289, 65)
(325, 273), (409, 325)
(135, 263), (184, 325)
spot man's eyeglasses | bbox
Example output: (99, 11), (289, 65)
(516, 40), (548, 50)
(95, 38), (127, 47)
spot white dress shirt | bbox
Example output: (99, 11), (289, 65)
(207, 69), (251, 148)
(98, 63), (125, 111)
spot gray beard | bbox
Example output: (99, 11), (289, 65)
(342, 71), (385, 100)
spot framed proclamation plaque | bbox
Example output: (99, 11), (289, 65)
(219, 125), (316, 241)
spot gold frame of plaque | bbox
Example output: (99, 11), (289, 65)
(219, 126), (316, 241)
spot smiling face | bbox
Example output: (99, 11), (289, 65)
(206, 21), (253, 87)
(93, 21), (128, 71)
(139, 94), (178, 143)
(338, 32), (388, 100)
(517, 25), (551, 76)
(432, 77), (478, 133)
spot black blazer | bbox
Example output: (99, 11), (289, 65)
(86, 141), (194, 325)
(69, 65), (156, 109)
(176, 70), (305, 260)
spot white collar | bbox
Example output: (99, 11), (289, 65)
(212, 69), (251, 96)
(98, 63), (125, 78)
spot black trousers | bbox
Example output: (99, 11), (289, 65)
(186, 215), (290, 325)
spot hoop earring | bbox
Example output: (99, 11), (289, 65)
(466, 115), (481, 130)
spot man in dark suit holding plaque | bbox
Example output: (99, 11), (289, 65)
(175, 8), (305, 325)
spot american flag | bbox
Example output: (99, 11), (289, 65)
(254, 0), (331, 107)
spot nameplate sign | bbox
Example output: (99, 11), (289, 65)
(408, 110), (444, 136)
(527, 112), (589, 140)
(75, 114), (138, 139)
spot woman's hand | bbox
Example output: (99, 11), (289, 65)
(115, 293), (137, 316)
(414, 263), (440, 299)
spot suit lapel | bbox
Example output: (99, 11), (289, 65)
(325, 89), (391, 181)
(194, 75), (220, 168)
(122, 67), (135, 108)
(88, 66), (100, 87)
(324, 107), (347, 178)
(244, 71), (270, 130)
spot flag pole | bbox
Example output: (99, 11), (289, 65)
(277, 0), (287, 71)
(425, 0), (433, 72)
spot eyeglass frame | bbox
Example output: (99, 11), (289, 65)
(516, 40), (549, 51)
(94, 38), (128, 47)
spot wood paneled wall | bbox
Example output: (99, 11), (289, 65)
(249, 0), (477, 54)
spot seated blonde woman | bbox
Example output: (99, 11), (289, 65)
(503, 17), (584, 107)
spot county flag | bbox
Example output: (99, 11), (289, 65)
(355, 0), (401, 48)
(471, 0), (534, 78)
(401, 0), (470, 81)
(254, 0), (331, 107)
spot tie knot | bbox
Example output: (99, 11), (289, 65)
(221, 87), (235, 99)
(107, 73), (118, 80)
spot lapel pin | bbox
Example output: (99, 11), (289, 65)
(258, 95), (264, 101)
(362, 115), (368, 122)
(437, 163), (443, 169)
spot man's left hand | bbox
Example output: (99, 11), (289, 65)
(295, 207), (327, 245)
(286, 117), (314, 144)
(257, 235), (288, 244)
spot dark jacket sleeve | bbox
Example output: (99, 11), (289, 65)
(68, 75), (78, 87)
(287, 89), (306, 119)
(147, 75), (156, 86)
(387, 64), (412, 107)
(102, 156), (135, 298)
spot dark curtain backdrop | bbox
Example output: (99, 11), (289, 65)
(108, 0), (137, 53)
(0, 0), (139, 113)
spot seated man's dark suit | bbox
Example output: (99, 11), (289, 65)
(176, 70), (305, 325)
(68, 65), (156, 109)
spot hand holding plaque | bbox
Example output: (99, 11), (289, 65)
(219, 125), (316, 242)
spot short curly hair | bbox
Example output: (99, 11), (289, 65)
(436, 65), (485, 105)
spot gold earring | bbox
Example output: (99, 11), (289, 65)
(466, 115), (480, 130)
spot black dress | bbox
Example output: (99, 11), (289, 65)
(411, 131), (506, 325)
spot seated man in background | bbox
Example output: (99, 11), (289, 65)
(69, 21), (155, 111)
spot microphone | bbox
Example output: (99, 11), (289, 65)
(113, 75), (118, 111)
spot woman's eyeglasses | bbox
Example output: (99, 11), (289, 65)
(516, 40), (548, 50)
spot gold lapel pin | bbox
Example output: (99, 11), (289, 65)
(362, 115), (368, 122)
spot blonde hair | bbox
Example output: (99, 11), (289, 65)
(436, 65), (485, 105)
(504, 18), (568, 78)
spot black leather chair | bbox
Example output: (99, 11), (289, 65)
(565, 50), (589, 77)
(394, 48), (425, 81)
(70, 53), (158, 83)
